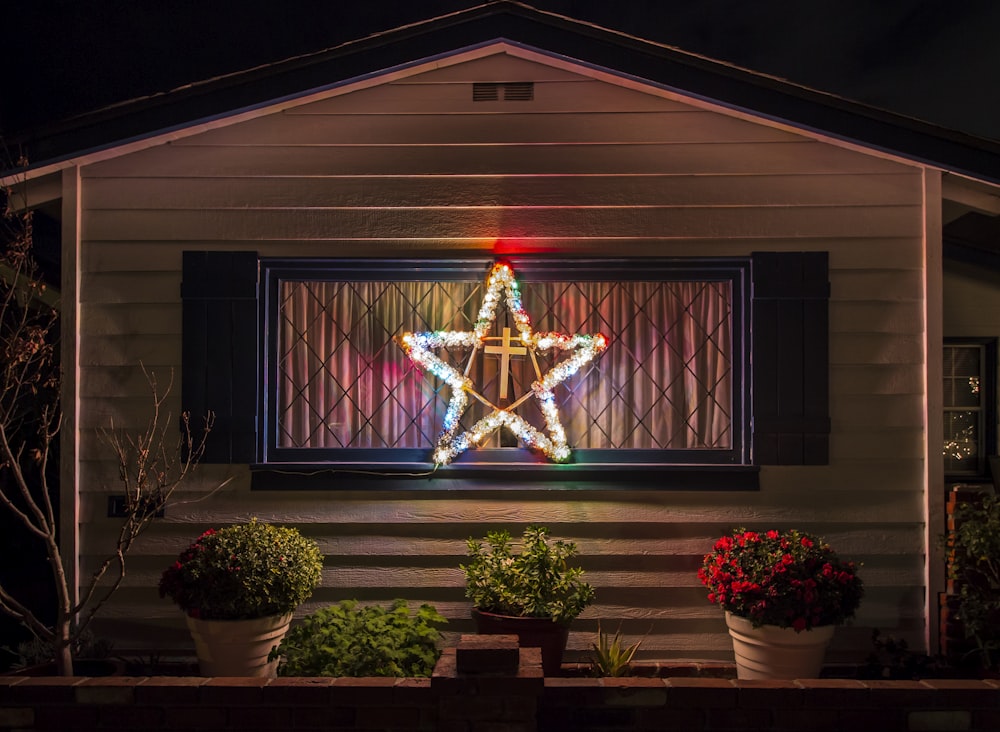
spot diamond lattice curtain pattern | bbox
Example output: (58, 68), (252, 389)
(277, 278), (732, 452)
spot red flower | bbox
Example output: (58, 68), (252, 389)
(699, 527), (864, 632)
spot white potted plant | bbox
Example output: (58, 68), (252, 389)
(698, 527), (864, 679)
(159, 518), (323, 676)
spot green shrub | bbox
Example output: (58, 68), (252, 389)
(946, 493), (1000, 670)
(462, 525), (595, 624)
(272, 599), (447, 677)
(159, 519), (323, 620)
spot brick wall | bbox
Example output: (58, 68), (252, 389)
(1, 637), (998, 732)
(541, 677), (1000, 731)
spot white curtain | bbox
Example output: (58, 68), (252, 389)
(278, 279), (732, 451)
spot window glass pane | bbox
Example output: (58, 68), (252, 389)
(276, 278), (733, 452)
(944, 410), (980, 473)
(944, 346), (982, 408)
(942, 342), (991, 475)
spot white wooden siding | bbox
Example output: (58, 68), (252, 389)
(75, 50), (928, 664)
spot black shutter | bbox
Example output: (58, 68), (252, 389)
(751, 252), (830, 465)
(181, 251), (259, 463)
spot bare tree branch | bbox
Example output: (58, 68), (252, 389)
(78, 368), (215, 629)
(0, 158), (222, 675)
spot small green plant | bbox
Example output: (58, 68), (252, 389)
(462, 526), (595, 624)
(589, 622), (641, 677)
(159, 519), (323, 620)
(2, 631), (113, 671)
(271, 599), (447, 677)
(945, 493), (1000, 671)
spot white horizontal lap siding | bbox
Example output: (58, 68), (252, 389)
(84, 141), (908, 179)
(82, 173), (921, 210)
(77, 52), (928, 662)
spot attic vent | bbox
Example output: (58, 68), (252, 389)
(472, 82), (535, 102)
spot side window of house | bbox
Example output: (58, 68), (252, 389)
(943, 339), (998, 479)
(181, 252), (829, 487)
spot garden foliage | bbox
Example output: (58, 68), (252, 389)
(159, 519), (323, 620)
(272, 599), (447, 677)
(462, 525), (595, 624)
(946, 493), (1000, 670)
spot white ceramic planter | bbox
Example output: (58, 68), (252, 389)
(725, 611), (835, 679)
(186, 613), (293, 677)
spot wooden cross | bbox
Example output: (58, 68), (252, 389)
(484, 327), (527, 400)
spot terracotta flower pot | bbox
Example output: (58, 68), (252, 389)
(725, 611), (835, 679)
(471, 608), (569, 676)
(186, 613), (292, 677)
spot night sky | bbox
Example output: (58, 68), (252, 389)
(3, 1), (1000, 141)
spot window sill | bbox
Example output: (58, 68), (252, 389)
(250, 463), (760, 490)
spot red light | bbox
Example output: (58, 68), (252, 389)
(492, 239), (559, 255)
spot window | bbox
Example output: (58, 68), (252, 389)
(181, 251), (829, 487)
(263, 257), (746, 466)
(943, 338), (997, 478)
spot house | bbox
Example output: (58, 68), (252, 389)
(4, 2), (1000, 665)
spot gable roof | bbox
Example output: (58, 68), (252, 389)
(6, 1), (1000, 188)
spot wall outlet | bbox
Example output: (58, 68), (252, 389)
(107, 495), (165, 519)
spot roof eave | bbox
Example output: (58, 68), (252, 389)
(5, 0), (1000, 186)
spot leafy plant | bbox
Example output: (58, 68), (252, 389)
(945, 492), (1000, 670)
(159, 519), (323, 620)
(271, 599), (447, 677)
(462, 525), (595, 624)
(2, 630), (113, 671)
(589, 622), (641, 677)
(698, 528), (864, 631)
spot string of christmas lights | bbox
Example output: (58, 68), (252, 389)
(396, 262), (608, 465)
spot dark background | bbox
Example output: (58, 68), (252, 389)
(3, 1), (1000, 141)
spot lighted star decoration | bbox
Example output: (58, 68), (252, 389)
(395, 262), (608, 465)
